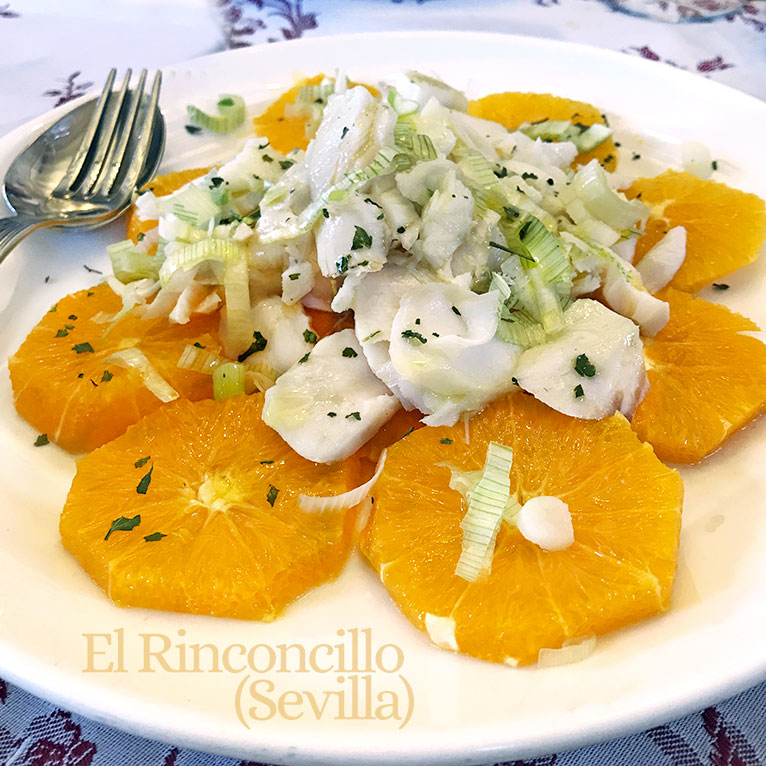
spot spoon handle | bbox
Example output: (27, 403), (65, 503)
(0, 215), (52, 264)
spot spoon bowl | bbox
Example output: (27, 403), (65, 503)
(3, 96), (165, 228)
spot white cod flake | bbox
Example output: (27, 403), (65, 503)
(635, 226), (687, 294)
(245, 297), (314, 376)
(516, 496), (574, 552)
(514, 299), (648, 419)
(416, 170), (474, 270)
(317, 192), (391, 281)
(262, 329), (399, 463)
(386, 282), (521, 425)
(424, 613), (459, 652)
(217, 137), (287, 190)
(303, 86), (396, 197)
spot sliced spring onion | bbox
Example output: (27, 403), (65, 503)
(107, 240), (161, 284)
(156, 183), (220, 229)
(497, 315), (548, 348)
(299, 449), (388, 513)
(187, 94), (246, 134)
(570, 161), (648, 231)
(537, 635), (597, 668)
(106, 349), (179, 403)
(521, 120), (612, 153)
(455, 441), (514, 582)
(212, 362), (246, 400)
(518, 216), (572, 302)
(177, 344), (227, 374)
(221, 251), (252, 358)
(387, 88), (420, 116)
(159, 238), (247, 287)
(394, 122), (437, 161)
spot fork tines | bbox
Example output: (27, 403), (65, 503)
(54, 68), (162, 201)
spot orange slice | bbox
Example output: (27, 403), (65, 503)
(9, 283), (218, 453)
(632, 287), (766, 463)
(253, 75), (380, 155)
(468, 92), (618, 171)
(362, 393), (683, 666)
(126, 168), (211, 248)
(624, 171), (766, 293)
(60, 395), (355, 620)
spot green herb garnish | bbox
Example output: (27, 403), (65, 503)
(342, 347), (358, 358)
(34, 434), (49, 447)
(136, 465), (154, 494)
(303, 329), (318, 344)
(134, 456), (151, 468)
(144, 532), (166, 543)
(574, 353), (596, 378)
(238, 331), (268, 362)
(574, 384), (584, 398)
(266, 485), (279, 507)
(351, 226), (372, 251)
(105, 514), (141, 541)
(101, 370), (113, 383)
(440, 438), (453, 444)
(72, 342), (94, 354)
(401, 329), (427, 344)
(345, 411), (361, 421)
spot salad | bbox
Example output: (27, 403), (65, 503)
(9, 70), (766, 666)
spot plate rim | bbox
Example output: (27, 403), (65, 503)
(1, 29), (765, 765)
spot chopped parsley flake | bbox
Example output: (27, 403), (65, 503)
(322, 208), (329, 218)
(346, 411), (361, 421)
(712, 160), (719, 171)
(260, 460), (274, 465)
(185, 124), (202, 135)
(237, 331), (268, 362)
(351, 226), (372, 251)
(136, 465), (154, 494)
(298, 352), (311, 364)
(101, 370), (113, 383)
(440, 438), (453, 444)
(261, 154), (274, 163)
(303, 329), (318, 344)
(574, 353), (597, 378)
(55, 329), (69, 338)
(105, 514), (141, 541)
(83, 264), (102, 274)
(288, 272), (300, 280)
(193, 342), (205, 349)
(209, 177), (224, 188)
(342, 346), (358, 358)
(134, 456), (151, 468)
(377, 212), (384, 220)
(511, 377), (519, 386)
(336, 254), (350, 274)
(713, 283), (730, 290)
(402, 426), (415, 438)
(144, 532), (166, 542)
(574, 384), (585, 398)
(396, 226), (406, 234)
(327, 411), (337, 417)
(632, 152), (641, 161)
(64, 324), (74, 331)
(451, 306), (461, 316)
(494, 167), (508, 179)
(401, 329), (427, 344)
(279, 159), (294, 170)
(341, 126), (349, 139)
(432, 332), (440, 337)
(34, 434), (49, 447)
(364, 197), (382, 208)
(415, 318), (421, 325)
(136, 232), (145, 242)
(72, 342), (94, 354)
(48, 304), (57, 313)
(68, 314), (77, 321)
(521, 172), (538, 181)
(547, 178), (554, 186)
(266, 485), (279, 507)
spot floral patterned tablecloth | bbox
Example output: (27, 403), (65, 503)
(1, 1), (765, 764)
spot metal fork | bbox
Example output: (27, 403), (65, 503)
(0, 68), (165, 263)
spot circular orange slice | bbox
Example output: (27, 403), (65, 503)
(60, 394), (356, 620)
(624, 171), (766, 293)
(632, 287), (766, 463)
(362, 393), (683, 665)
(9, 283), (218, 453)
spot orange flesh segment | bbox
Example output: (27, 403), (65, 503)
(631, 287), (766, 463)
(468, 91), (618, 171)
(60, 395), (356, 620)
(624, 171), (766, 293)
(9, 283), (217, 453)
(362, 393), (683, 665)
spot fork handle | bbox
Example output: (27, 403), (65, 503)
(0, 215), (54, 265)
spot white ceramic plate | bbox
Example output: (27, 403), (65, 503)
(0, 31), (764, 766)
